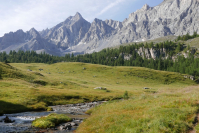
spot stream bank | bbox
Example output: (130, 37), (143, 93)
(0, 101), (106, 133)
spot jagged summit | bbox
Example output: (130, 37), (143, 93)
(28, 28), (40, 38)
(142, 4), (150, 10)
(63, 12), (85, 25)
(16, 29), (24, 32)
(93, 18), (102, 23)
(74, 12), (82, 18)
(71, 12), (83, 22)
(29, 28), (37, 32)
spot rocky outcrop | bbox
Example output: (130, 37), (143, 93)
(136, 47), (167, 59)
(104, 19), (123, 30)
(39, 28), (49, 38)
(184, 75), (195, 80)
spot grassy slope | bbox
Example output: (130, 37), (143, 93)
(1, 62), (198, 132)
(112, 35), (199, 54)
(183, 37), (199, 48)
(77, 85), (199, 133)
(113, 35), (177, 49)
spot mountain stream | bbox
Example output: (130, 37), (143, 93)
(0, 101), (105, 133)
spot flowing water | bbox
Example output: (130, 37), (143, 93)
(0, 101), (105, 133)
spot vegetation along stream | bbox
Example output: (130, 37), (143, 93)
(0, 101), (105, 133)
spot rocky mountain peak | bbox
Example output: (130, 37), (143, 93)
(28, 28), (40, 38)
(142, 4), (150, 10)
(29, 28), (38, 33)
(74, 12), (82, 19)
(16, 29), (24, 33)
(104, 19), (123, 30)
(15, 29), (25, 36)
(93, 18), (102, 24)
(39, 28), (49, 38)
(62, 12), (86, 27)
(67, 12), (84, 23)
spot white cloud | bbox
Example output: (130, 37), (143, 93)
(97, 0), (126, 16)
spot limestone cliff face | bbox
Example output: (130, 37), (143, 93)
(0, 0), (199, 56)
(136, 47), (167, 59)
(104, 19), (123, 30)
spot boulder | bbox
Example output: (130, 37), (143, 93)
(70, 122), (78, 126)
(3, 116), (15, 123)
(190, 76), (195, 81)
(65, 123), (72, 130)
(184, 75), (188, 78)
(94, 87), (107, 90)
(60, 123), (72, 130)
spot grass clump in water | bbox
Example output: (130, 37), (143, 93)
(46, 107), (53, 111)
(32, 113), (72, 129)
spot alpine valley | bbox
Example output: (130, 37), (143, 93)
(0, 0), (199, 56)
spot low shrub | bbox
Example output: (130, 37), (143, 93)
(123, 91), (129, 100)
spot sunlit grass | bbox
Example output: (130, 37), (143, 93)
(0, 62), (198, 132)
(32, 113), (72, 128)
(77, 86), (199, 133)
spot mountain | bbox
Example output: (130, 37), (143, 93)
(71, 0), (199, 54)
(44, 12), (91, 50)
(0, 0), (199, 56)
(0, 28), (61, 55)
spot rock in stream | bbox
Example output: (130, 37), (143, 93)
(0, 101), (106, 133)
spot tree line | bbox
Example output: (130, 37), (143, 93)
(177, 32), (199, 41)
(0, 40), (199, 77)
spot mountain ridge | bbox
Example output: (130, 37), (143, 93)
(0, 0), (199, 56)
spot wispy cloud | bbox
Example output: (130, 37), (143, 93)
(97, 0), (126, 16)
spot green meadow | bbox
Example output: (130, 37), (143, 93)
(0, 62), (199, 132)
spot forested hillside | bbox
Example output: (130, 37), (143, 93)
(177, 32), (199, 41)
(0, 38), (199, 77)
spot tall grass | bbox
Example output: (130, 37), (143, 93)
(78, 92), (199, 133)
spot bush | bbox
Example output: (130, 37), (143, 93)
(123, 91), (129, 100)
(30, 102), (47, 111)
(33, 80), (47, 86)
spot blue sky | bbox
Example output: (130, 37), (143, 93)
(0, 0), (163, 37)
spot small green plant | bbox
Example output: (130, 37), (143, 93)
(123, 91), (129, 100)
(46, 107), (53, 111)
